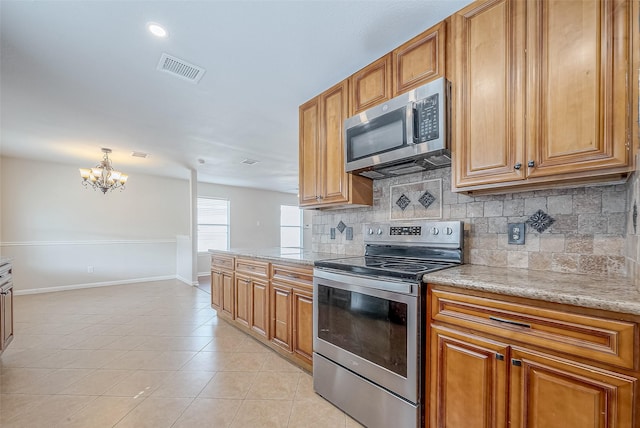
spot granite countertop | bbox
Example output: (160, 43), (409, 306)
(208, 248), (338, 266)
(424, 265), (640, 316)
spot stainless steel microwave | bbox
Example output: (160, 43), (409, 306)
(344, 77), (450, 179)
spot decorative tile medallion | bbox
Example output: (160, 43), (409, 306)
(526, 209), (555, 233)
(389, 178), (442, 220)
(336, 221), (346, 233)
(418, 191), (436, 209)
(396, 194), (411, 211)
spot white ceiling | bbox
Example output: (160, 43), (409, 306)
(0, 0), (471, 194)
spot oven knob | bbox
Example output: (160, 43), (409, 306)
(376, 228), (383, 235)
(431, 227), (439, 235)
(445, 227), (453, 235)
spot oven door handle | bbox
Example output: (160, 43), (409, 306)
(313, 268), (415, 296)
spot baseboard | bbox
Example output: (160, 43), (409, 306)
(197, 271), (211, 278)
(177, 275), (199, 286)
(14, 275), (177, 295)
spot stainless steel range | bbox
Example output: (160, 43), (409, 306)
(313, 221), (464, 428)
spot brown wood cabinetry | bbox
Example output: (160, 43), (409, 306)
(0, 261), (13, 354)
(270, 263), (314, 369)
(299, 80), (373, 208)
(235, 258), (270, 339)
(451, 0), (634, 192)
(209, 252), (314, 371)
(392, 21), (445, 96)
(428, 284), (640, 428)
(211, 253), (235, 318)
(349, 54), (392, 115)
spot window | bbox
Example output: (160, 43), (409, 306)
(280, 205), (302, 248)
(197, 197), (229, 252)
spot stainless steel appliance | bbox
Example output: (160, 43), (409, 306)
(344, 77), (450, 179)
(313, 221), (464, 428)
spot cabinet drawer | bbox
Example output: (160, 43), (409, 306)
(430, 288), (638, 370)
(236, 258), (269, 278)
(211, 254), (235, 272)
(271, 263), (313, 289)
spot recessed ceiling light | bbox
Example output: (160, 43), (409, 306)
(147, 22), (168, 38)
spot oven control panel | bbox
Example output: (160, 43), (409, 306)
(389, 226), (421, 236)
(364, 221), (464, 248)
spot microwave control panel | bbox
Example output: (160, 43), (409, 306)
(414, 93), (439, 143)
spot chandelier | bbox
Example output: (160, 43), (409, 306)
(79, 148), (128, 194)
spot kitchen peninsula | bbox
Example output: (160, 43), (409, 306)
(208, 248), (335, 371)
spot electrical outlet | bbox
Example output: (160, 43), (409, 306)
(87, 266), (94, 273)
(330, 228), (336, 240)
(508, 223), (525, 245)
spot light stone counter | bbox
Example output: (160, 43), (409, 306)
(209, 248), (338, 267)
(424, 265), (640, 316)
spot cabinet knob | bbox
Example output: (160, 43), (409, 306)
(528, 160), (535, 167)
(514, 163), (522, 170)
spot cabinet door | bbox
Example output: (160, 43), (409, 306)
(430, 325), (508, 428)
(319, 80), (350, 204)
(235, 276), (252, 327)
(221, 272), (235, 319)
(452, 0), (526, 188)
(292, 288), (313, 365)
(1, 285), (13, 351)
(350, 54), (392, 115)
(299, 97), (321, 206)
(525, 0), (630, 178)
(509, 348), (636, 428)
(392, 21), (445, 95)
(210, 270), (222, 310)
(250, 278), (268, 338)
(270, 282), (293, 352)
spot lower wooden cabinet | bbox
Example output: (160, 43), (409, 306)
(250, 278), (268, 338)
(234, 274), (251, 328)
(430, 325), (508, 428)
(509, 348), (636, 428)
(292, 287), (313, 365)
(209, 252), (314, 371)
(270, 283), (293, 352)
(427, 284), (640, 428)
(211, 253), (235, 318)
(0, 261), (14, 354)
(270, 263), (314, 369)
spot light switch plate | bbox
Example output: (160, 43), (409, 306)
(330, 228), (336, 240)
(508, 223), (525, 245)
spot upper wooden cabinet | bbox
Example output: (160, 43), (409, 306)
(350, 54), (392, 115)
(299, 80), (373, 208)
(392, 21), (446, 96)
(452, 0), (634, 192)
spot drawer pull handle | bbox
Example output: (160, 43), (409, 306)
(489, 316), (531, 329)
(496, 353), (504, 361)
(512, 359), (522, 366)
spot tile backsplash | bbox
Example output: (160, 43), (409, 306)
(312, 166), (632, 278)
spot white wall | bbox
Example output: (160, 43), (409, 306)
(0, 156), (190, 293)
(196, 182), (300, 275)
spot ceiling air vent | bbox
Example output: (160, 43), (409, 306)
(131, 151), (150, 159)
(156, 53), (205, 83)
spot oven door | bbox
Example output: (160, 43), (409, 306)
(313, 268), (420, 403)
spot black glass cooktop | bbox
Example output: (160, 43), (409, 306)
(314, 255), (456, 281)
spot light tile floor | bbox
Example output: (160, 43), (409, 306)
(0, 279), (364, 428)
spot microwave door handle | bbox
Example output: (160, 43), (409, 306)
(412, 103), (419, 144)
